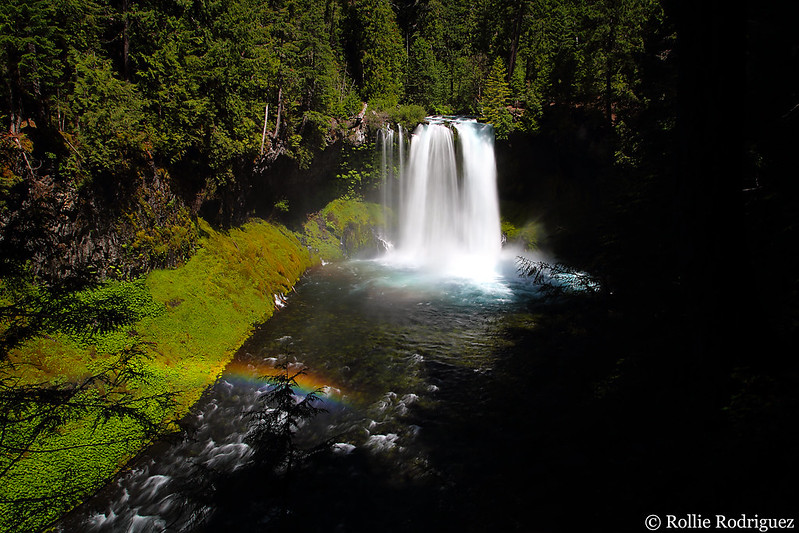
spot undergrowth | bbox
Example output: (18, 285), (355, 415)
(0, 218), (313, 532)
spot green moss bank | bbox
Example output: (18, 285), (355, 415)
(302, 198), (385, 262)
(0, 218), (314, 532)
(0, 195), (386, 532)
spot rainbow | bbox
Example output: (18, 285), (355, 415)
(221, 359), (351, 408)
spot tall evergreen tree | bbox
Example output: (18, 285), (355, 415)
(345, 0), (406, 103)
(480, 57), (513, 138)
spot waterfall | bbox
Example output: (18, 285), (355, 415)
(378, 126), (395, 243)
(455, 121), (502, 263)
(398, 124), (405, 237)
(381, 117), (502, 278)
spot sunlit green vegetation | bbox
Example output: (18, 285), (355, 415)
(501, 218), (544, 250)
(0, 0), (668, 205)
(0, 0), (796, 529)
(303, 197), (384, 262)
(0, 192), (388, 531)
(0, 218), (313, 532)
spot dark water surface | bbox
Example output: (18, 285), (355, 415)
(61, 256), (600, 532)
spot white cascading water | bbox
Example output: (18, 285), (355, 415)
(382, 117), (502, 278)
(377, 126), (396, 253)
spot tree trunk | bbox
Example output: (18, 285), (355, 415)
(273, 86), (283, 139)
(260, 103), (269, 155)
(26, 42), (47, 125)
(507, 0), (526, 83)
(604, 7), (616, 127)
(449, 61), (454, 102)
(7, 54), (23, 135)
(605, 58), (613, 126)
(122, 0), (130, 80)
(9, 93), (20, 135)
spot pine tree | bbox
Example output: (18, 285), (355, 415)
(480, 57), (513, 138)
(347, 0), (406, 103)
(246, 360), (328, 524)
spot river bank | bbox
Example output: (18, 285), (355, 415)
(0, 199), (382, 532)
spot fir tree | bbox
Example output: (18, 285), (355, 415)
(480, 57), (513, 139)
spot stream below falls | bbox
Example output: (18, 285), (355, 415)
(60, 253), (591, 532)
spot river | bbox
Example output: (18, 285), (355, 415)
(60, 117), (586, 532)
(58, 250), (591, 532)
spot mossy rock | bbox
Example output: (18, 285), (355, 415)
(302, 198), (384, 261)
(501, 218), (544, 250)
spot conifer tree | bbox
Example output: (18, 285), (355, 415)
(480, 57), (513, 138)
(347, 0), (406, 103)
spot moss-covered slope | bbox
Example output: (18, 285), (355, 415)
(0, 219), (313, 532)
(302, 197), (386, 262)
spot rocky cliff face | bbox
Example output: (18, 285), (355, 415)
(0, 110), (402, 284)
(0, 153), (198, 283)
